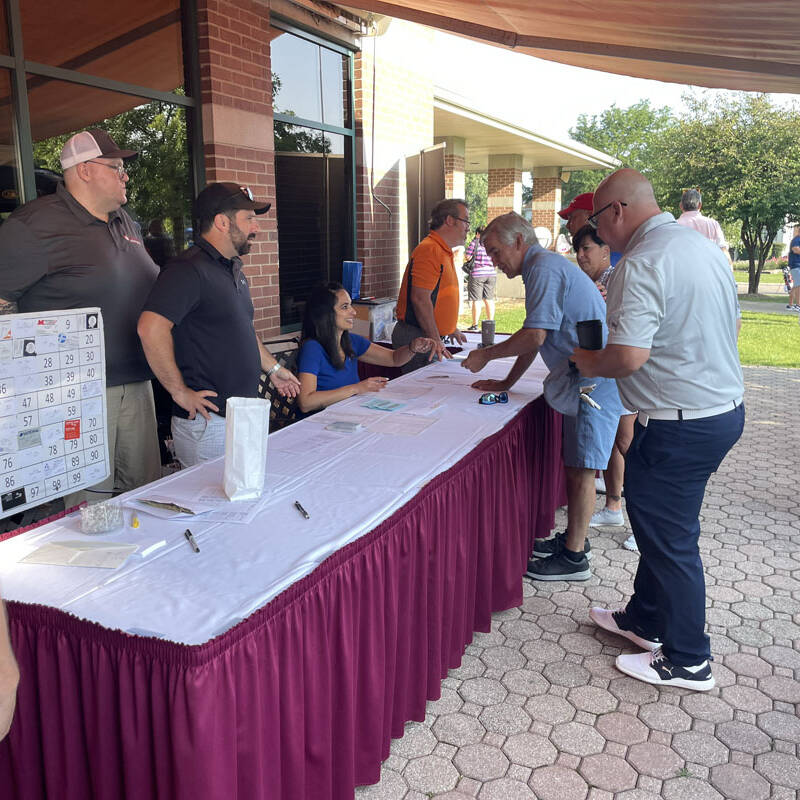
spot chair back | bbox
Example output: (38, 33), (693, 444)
(258, 337), (301, 431)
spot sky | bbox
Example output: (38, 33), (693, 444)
(432, 30), (800, 143)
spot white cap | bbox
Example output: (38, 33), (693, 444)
(60, 129), (137, 171)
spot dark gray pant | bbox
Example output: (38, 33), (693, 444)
(391, 319), (432, 374)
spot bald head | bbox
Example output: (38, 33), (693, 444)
(592, 169), (661, 252)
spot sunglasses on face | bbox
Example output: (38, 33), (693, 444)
(478, 391), (508, 405)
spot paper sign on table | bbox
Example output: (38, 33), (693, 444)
(21, 540), (138, 569)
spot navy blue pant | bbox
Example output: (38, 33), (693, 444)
(623, 404), (745, 665)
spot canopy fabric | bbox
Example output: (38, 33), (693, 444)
(353, 0), (800, 93)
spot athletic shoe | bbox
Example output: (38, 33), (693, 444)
(623, 534), (639, 552)
(525, 551), (591, 581)
(589, 507), (624, 527)
(467, 324), (479, 331)
(589, 607), (661, 651)
(532, 530), (592, 560)
(595, 476), (606, 494)
(616, 648), (715, 691)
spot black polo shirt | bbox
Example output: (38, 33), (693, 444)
(0, 182), (159, 386)
(142, 237), (262, 418)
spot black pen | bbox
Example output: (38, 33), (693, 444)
(184, 528), (200, 553)
(294, 500), (310, 520)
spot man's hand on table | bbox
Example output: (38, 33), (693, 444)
(445, 330), (467, 345)
(470, 378), (511, 393)
(173, 387), (219, 420)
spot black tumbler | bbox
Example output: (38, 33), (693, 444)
(576, 319), (603, 350)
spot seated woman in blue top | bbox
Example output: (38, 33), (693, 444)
(297, 282), (438, 415)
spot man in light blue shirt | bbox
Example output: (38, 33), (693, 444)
(463, 212), (623, 582)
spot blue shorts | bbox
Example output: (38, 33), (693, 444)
(561, 378), (622, 470)
(790, 267), (800, 285)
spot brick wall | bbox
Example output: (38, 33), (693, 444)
(444, 154), (465, 198)
(196, 0), (279, 335)
(531, 176), (561, 249)
(354, 21), (434, 299)
(487, 165), (522, 222)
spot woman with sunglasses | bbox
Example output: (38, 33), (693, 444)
(572, 225), (637, 551)
(297, 282), (438, 415)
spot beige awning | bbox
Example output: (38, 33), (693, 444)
(434, 92), (619, 173)
(352, 1), (800, 93)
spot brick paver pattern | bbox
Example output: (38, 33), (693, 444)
(355, 366), (800, 800)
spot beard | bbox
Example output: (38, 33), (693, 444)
(229, 221), (255, 255)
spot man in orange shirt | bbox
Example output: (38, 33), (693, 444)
(393, 198), (468, 372)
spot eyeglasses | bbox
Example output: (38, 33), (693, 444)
(452, 215), (470, 226)
(87, 161), (128, 179)
(239, 186), (254, 201)
(478, 391), (508, 405)
(587, 201), (627, 228)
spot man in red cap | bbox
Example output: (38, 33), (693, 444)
(558, 192), (595, 238)
(0, 128), (162, 507)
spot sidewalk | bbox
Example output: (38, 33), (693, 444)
(356, 365), (800, 800)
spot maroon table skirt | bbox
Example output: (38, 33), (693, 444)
(0, 398), (565, 800)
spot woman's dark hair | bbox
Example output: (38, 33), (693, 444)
(474, 226), (484, 236)
(301, 281), (354, 370)
(572, 224), (607, 251)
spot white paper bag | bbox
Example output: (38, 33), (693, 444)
(223, 397), (270, 501)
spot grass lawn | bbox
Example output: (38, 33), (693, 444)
(733, 269), (784, 285)
(460, 301), (800, 368)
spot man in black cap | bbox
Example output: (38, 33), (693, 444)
(0, 128), (162, 506)
(138, 182), (300, 467)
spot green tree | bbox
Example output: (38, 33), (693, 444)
(565, 100), (676, 207)
(659, 93), (800, 293)
(465, 172), (487, 235)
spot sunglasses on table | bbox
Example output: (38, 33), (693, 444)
(478, 392), (508, 405)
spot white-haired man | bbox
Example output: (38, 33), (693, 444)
(463, 212), (624, 582)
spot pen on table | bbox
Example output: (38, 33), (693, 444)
(184, 528), (200, 553)
(294, 500), (310, 520)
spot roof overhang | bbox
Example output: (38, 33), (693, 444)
(351, 1), (800, 93)
(434, 92), (619, 173)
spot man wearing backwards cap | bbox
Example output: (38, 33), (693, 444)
(138, 183), (300, 467)
(0, 128), (161, 504)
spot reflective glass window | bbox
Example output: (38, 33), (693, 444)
(0, 0), (8, 54)
(29, 79), (193, 258)
(0, 69), (20, 223)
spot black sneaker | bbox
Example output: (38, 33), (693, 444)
(467, 324), (479, 331)
(616, 648), (715, 691)
(525, 551), (591, 581)
(532, 531), (592, 561)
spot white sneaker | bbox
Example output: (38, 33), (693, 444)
(616, 649), (715, 691)
(595, 477), (606, 494)
(589, 607), (661, 651)
(589, 507), (624, 527)
(623, 534), (639, 552)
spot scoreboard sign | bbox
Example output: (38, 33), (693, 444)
(0, 308), (109, 519)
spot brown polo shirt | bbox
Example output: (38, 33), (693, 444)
(0, 182), (159, 386)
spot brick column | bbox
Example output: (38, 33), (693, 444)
(531, 167), (562, 250)
(196, 0), (279, 336)
(436, 136), (465, 199)
(487, 154), (522, 222)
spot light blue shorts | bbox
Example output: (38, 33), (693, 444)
(790, 267), (800, 286)
(561, 378), (622, 470)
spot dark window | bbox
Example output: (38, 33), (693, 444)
(271, 27), (354, 331)
(0, 0), (8, 54)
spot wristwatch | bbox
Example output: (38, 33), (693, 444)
(266, 362), (282, 377)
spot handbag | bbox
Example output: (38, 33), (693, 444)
(461, 253), (476, 276)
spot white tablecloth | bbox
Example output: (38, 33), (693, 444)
(0, 338), (550, 644)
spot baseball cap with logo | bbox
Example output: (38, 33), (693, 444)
(194, 182), (271, 219)
(60, 129), (138, 171)
(558, 192), (595, 219)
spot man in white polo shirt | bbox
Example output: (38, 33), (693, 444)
(572, 169), (744, 692)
